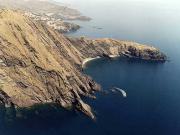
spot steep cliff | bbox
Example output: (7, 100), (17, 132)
(0, 9), (99, 119)
(0, 10), (166, 119)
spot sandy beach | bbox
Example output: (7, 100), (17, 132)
(109, 55), (120, 58)
(82, 56), (101, 68)
(82, 55), (121, 68)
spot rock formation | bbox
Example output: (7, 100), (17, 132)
(69, 37), (166, 62)
(0, 10), (166, 119)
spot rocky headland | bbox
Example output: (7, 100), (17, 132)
(69, 37), (166, 67)
(0, 10), (166, 119)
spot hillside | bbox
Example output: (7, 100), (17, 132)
(0, 10), (166, 119)
(0, 9), (99, 119)
(0, 0), (90, 21)
(0, 0), (90, 33)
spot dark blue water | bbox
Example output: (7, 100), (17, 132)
(83, 57), (180, 135)
(1, 0), (180, 135)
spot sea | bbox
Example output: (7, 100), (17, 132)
(0, 0), (180, 135)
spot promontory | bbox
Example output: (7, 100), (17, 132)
(0, 10), (166, 119)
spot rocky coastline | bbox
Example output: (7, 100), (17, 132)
(82, 57), (101, 68)
(0, 10), (167, 119)
(69, 37), (167, 63)
(0, 0), (91, 34)
(24, 11), (81, 33)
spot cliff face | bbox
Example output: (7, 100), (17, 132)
(0, 10), (166, 119)
(0, 10), (99, 119)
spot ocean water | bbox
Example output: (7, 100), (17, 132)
(1, 0), (180, 135)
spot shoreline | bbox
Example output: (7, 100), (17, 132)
(109, 55), (121, 58)
(82, 53), (166, 69)
(82, 55), (121, 68)
(82, 56), (101, 68)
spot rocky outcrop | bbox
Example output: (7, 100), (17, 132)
(68, 37), (167, 62)
(76, 99), (95, 119)
(54, 22), (80, 33)
(0, 10), (166, 119)
(0, 90), (13, 108)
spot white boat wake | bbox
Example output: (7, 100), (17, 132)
(111, 87), (127, 98)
